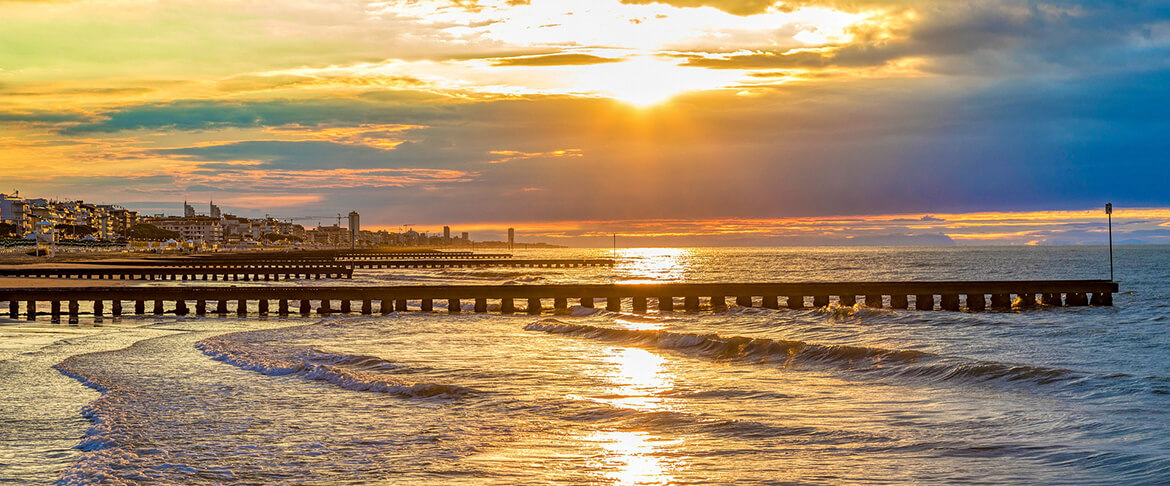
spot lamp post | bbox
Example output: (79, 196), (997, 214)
(1106, 203), (1113, 281)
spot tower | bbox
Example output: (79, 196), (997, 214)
(347, 211), (360, 249)
(183, 200), (195, 218)
(507, 227), (514, 251)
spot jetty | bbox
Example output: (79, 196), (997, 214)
(0, 264), (353, 281)
(0, 280), (1117, 322)
(63, 258), (614, 270)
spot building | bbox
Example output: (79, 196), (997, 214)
(210, 201), (221, 219)
(0, 193), (32, 235)
(97, 205), (138, 239)
(148, 216), (223, 246)
(508, 227), (515, 249)
(184, 201), (195, 218)
(348, 211), (360, 248)
(443, 226), (451, 242)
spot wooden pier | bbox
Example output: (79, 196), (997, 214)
(0, 265), (353, 281)
(0, 280), (1117, 322)
(344, 258), (612, 269)
(68, 258), (613, 269)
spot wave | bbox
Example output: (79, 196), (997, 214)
(524, 319), (1087, 388)
(195, 330), (473, 399)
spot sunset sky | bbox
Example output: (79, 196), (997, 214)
(3, 0), (1169, 245)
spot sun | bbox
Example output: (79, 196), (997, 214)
(571, 57), (745, 107)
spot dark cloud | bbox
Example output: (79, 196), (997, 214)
(58, 96), (459, 135)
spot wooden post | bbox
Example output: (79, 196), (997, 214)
(51, 301), (61, 323)
(300, 299), (312, 316)
(421, 299), (434, 312)
(135, 300), (145, 315)
(172, 300), (187, 316)
(1066, 292), (1089, 306)
(153, 300), (164, 316)
(607, 297), (621, 312)
(475, 298), (488, 313)
(258, 300), (269, 316)
(278, 300), (290, 316)
(685, 296), (699, 311)
(813, 295), (829, 308)
(1041, 293), (1062, 306)
(990, 293), (1012, 310)
(319, 300), (332, 316)
(761, 295), (779, 309)
(787, 295), (804, 309)
(554, 297), (568, 311)
(340, 300), (351, 314)
(25, 301), (35, 321)
(527, 297), (542, 314)
(8, 301), (18, 319)
(395, 298), (408, 312)
(839, 294), (856, 307)
(864, 295), (882, 308)
(448, 299), (461, 314)
(890, 295), (909, 309)
(362, 300), (373, 315)
(658, 296), (674, 311)
(217, 300), (229, 315)
(710, 295), (726, 310)
(501, 298), (515, 314)
(580, 297), (594, 308)
(380, 299), (394, 315)
(112, 300), (123, 317)
(915, 294), (934, 311)
(93, 300), (104, 319)
(68, 301), (79, 324)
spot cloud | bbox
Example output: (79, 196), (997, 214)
(490, 53), (624, 66)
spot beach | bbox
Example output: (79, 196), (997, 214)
(2, 246), (1169, 484)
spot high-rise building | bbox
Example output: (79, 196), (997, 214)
(347, 211), (360, 248)
(508, 227), (515, 250)
(443, 226), (451, 241)
(183, 201), (195, 218)
(210, 201), (222, 219)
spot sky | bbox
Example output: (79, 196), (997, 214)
(2, 0), (1169, 245)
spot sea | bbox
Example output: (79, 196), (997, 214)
(1, 246), (1168, 485)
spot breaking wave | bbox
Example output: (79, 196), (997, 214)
(195, 329), (473, 399)
(524, 319), (1088, 388)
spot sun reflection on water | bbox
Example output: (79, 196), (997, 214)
(614, 248), (688, 284)
(583, 346), (683, 484)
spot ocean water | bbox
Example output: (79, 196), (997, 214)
(2, 246), (1169, 484)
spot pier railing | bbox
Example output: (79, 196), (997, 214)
(0, 280), (1117, 322)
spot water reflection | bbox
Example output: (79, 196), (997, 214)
(586, 347), (682, 484)
(614, 248), (688, 284)
(590, 430), (681, 486)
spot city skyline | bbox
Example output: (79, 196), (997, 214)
(3, 1), (1170, 245)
